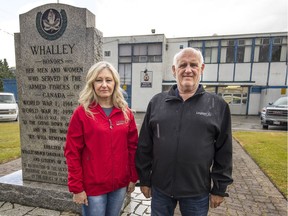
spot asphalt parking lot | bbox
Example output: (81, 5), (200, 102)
(230, 115), (287, 131)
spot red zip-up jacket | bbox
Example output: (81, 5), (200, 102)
(64, 104), (138, 196)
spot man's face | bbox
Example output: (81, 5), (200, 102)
(172, 50), (204, 93)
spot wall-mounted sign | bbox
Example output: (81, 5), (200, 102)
(141, 69), (152, 88)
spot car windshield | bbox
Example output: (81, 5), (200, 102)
(273, 97), (288, 106)
(0, 95), (15, 103)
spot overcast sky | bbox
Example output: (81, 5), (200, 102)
(0, 0), (287, 67)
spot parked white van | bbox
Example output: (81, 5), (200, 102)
(0, 92), (19, 121)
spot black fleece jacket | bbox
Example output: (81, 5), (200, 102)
(136, 84), (233, 198)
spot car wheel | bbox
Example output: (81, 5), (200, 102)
(262, 124), (268, 129)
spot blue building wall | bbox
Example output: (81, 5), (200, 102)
(3, 79), (18, 101)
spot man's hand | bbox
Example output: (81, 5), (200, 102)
(73, 191), (88, 206)
(127, 182), (136, 194)
(140, 186), (151, 198)
(210, 194), (224, 208)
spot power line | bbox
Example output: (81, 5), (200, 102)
(0, 29), (13, 36)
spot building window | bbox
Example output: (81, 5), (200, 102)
(133, 44), (147, 56)
(258, 37), (283, 62)
(119, 63), (132, 85)
(271, 37), (282, 62)
(203, 86), (216, 93)
(259, 38), (269, 62)
(148, 43), (161, 55)
(226, 39), (245, 63)
(119, 45), (132, 63)
(218, 86), (248, 105)
(204, 40), (219, 64)
(204, 48), (212, 63)
(226, 40), (235, 63)
(104, 51), (111, 57)
(148, 43), (162, 62)
(132, 43), (162, 63)
(219, 93), (247, 104)
(119, 44), (132, 56)
(237, 40), (245, 63)
(189, 40), (218, 64)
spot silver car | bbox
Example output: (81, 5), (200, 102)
(0, 92), (19, 121)
(260, 96), (288, 129)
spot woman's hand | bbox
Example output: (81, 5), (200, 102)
(73, 191), (88, 206)
(127, 182), (136, 194)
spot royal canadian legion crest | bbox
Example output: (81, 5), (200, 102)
(36, 8), (67, 41)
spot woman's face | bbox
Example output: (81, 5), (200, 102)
(93, 68), (115, 100)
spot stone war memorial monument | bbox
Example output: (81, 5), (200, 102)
(0, 3), (102, 213)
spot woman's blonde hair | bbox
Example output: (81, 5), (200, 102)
(78, 61), (129, 120)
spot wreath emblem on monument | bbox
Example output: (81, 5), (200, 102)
(36, 8), (67, 41)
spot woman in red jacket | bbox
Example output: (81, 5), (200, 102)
(64, 61), (138, 216)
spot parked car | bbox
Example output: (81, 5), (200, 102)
(0, 92), (19, 121)
(260, 96), (288, 129)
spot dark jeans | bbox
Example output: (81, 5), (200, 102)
(151, 186), (209, 216)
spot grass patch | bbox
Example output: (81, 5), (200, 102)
(0, 122), (21, 164)
(233, 131), (287, 198)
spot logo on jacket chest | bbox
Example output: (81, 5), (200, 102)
(195, 111), (212, 117)
(116, 120), (126, 125)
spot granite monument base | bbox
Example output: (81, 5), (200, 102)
(0, 170), (81, 213)
(0, 170), (131, 214)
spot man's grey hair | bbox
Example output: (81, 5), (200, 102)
(173, 47), (204, 66)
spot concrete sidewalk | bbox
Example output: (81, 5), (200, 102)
(0, 115), (287, 215)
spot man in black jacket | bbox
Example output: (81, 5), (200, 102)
(136, 47), (233, 216)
